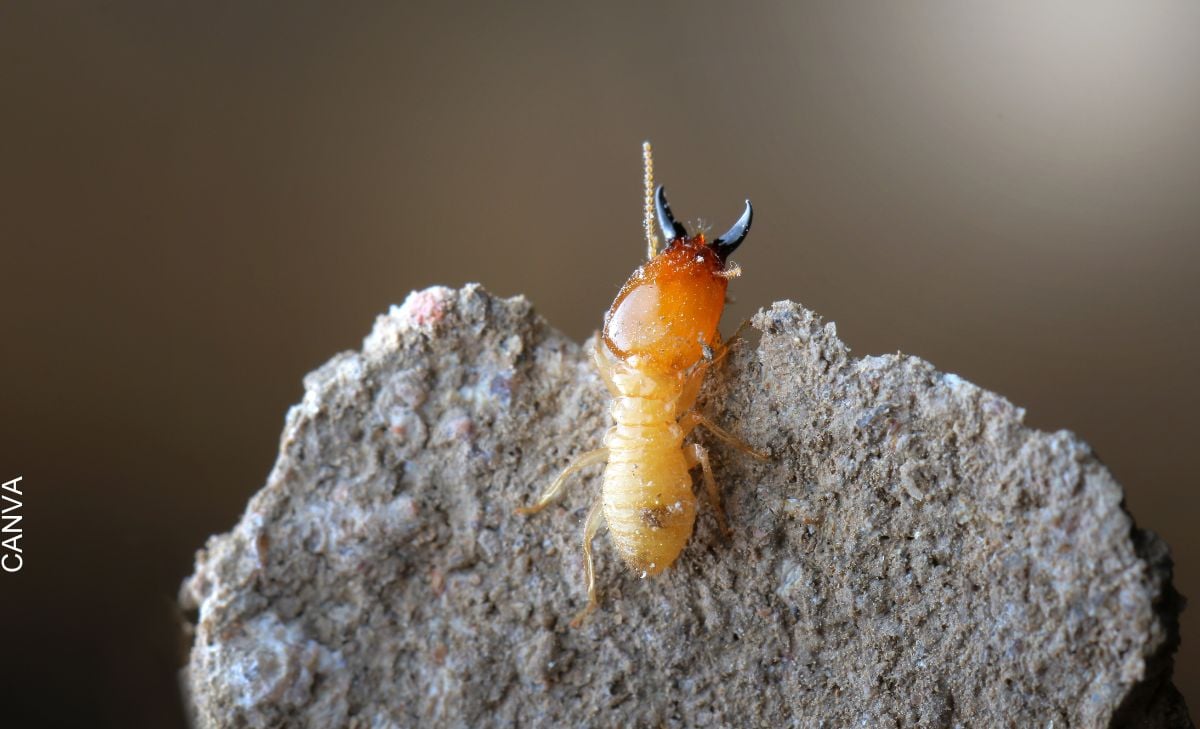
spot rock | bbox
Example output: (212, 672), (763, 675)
(180, 284), (1190, 728)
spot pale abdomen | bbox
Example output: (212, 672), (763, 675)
(602, 397), (697, 576)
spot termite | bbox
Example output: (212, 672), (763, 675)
(517, 142), (767, 626)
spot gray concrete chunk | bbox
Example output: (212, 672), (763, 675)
(180, 285), (1189, 728)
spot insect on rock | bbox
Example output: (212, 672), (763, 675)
(517, 142), (768, 626)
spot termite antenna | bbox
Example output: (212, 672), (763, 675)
(711, 200), (753, 262)
(642, 141), (660, 260)
(655, 185), (689, 245)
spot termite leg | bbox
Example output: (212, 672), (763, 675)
(569, 497), (606, 628)
(724, 319), (754, 348)
(674, 327), (748, 412)
(675, 365), (707, 414)
(705, 326), (746, 367)
(705, 321), (753, 366)
(592, 337), (620, 397)
(679, 412), (770, 461)
(685, 443), (730, 538)
(515, 448), (609, 515)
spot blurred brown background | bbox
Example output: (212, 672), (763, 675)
(2, 2), (1197, 726)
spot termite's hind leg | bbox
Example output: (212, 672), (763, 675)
(569, 498), (606, 628)
(515, 448), (608, 515)
(685, 443), (731, 538)
(679, 412), (770, 461)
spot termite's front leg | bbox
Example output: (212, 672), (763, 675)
(515, 448), (609, 515)
(592, 336), (621, 397)
(674, 325), (749, 413)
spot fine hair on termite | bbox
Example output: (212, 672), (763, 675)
(516, 141), (767, 627)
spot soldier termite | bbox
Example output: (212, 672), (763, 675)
(517, 142), (767, 626)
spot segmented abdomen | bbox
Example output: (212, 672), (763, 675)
(602, 395), (697, 576)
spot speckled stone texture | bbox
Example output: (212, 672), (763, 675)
(180, 285), (1189, 728)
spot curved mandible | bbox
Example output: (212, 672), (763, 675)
(655, 185), (689, 243)
(711, 200), (752, 262)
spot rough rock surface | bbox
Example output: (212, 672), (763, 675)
(180, 284), (1189, 728)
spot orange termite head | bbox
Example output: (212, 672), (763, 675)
(603, 185), (753, 374)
